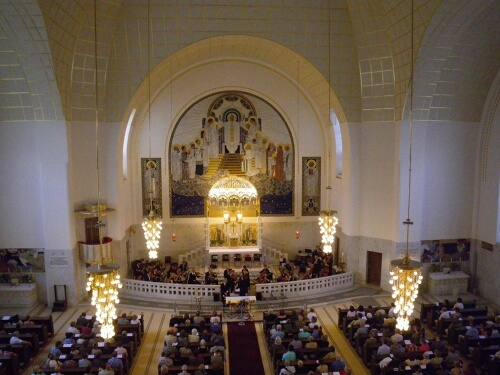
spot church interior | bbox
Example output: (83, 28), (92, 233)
(0, 1), (499, 374)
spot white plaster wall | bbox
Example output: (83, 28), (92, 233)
(420, 121), (478, 239)
(358, 122), (400, 241)
(474, 71), (500, 244)
(0, 123), (45, 248)
(472, 240), (500, 306)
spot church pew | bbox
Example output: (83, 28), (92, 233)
(459, 336), (500, 356)
(116, 324), (142, 346)
(0, 334), (39, 358)
(3, 324), (48, 345)
(0, 354), (19, 375)
(0, 344), (30, 369)
(40, 367), (121, 375)
(19, 315), (54, 338)
(157, 364), (219, 375)
(275, 358), (334, 375)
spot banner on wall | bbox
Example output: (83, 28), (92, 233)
(141, 158), (162, 218)
(302, 157), (321, 216)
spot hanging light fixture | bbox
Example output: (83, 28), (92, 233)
(142, 0), (162, 259)
(389, 0), (423, 332)
(85, 0), (121, 340)
(319, 188), (338, 253)
(86, 263), (121, 339)
(318, 7), (338, 254)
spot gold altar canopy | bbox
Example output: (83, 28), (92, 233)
(207, 176), (259, 218)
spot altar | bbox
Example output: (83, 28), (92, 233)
(208, 246), (260, 255)
(0, 283), (37, 307)
(428, 271), (470, 296)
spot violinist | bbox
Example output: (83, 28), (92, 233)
(256, 272), (270, 284)
(205, 269), (217, 285)
(277, 271), (291, 283)
(241, 265), (250, 277)
(260, 264), (273, 282)
(187, 270), (201, 284)
(236, 274), (250, 296)
(220, 278), (232, 308)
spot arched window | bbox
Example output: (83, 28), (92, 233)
(122, 108), (136, 180)
(330, 109), (342, 177)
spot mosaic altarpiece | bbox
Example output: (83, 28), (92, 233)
(169, 92), (294, 217)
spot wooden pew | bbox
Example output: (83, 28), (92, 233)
(3, 324), (48, 345)
(0, 354), (19, 375)
(0, 344), (30, 369)
(0, 333), (39, 359)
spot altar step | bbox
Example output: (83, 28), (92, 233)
(203, 154), (224, 178)
(219, 153), (245, 176)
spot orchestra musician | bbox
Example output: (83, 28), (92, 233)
(236, 274), (250, 296)
(205, 269), (218, 285)
(220, 278), (232, 308)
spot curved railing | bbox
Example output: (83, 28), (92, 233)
(121, 272), (354, 303)
(256, 272), (354, 298)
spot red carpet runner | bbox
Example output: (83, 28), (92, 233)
(227, 322), (265, 374)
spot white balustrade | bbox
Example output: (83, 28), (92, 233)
(121, 272), (354, 304)
(122, 279), (220, 302)
(256, 272), (354, 298)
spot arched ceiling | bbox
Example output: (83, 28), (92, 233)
(0, 0), (499, 124)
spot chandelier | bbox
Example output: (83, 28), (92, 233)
(389, 0), (422, 332)
(318, 11), (339, 255)
(85, 0), (121, 340)
(86, 263), (122, 340)
(318, 208), (338, 253)
(142, 0), (162, 259)
(143, 213), (162, 259)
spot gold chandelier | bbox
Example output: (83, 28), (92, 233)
(85, 0), (121, 340)
(143, 212), (162, 259)
(86, 263), (122, 340)
(318, 12), (339, 255)
(318, 208), (338, 253)
(143, 0), (162, 259)
(389, 0), (422, 332)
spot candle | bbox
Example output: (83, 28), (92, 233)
(341, 252), (345, 264)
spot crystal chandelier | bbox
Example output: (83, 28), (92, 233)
(318, 208), (338, 253)
(143, 213), (162, 259)
(318, 12), (339, 255)
(85, 0), (121, 340)
(86, 263), (122, 340)
(389, 253), (422, 331)
(143, 0), (162, 259)
(389, 0), (422, 332)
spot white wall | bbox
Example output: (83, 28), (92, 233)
(420, 121), (478, 239)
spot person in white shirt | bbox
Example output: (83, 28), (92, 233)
(453, 298), (464, 310)
(210, 311), (221, 324)
(130, 314), (141, 325)
(346, 306), (357, 317)
(439, 307), (451, 320)
(307, 308), (317, 321)
(388, 303), (397, 318)
(67, 321), (80, 334)
(391, 329), (404, 344)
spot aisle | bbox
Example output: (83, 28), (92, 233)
(227, 322), (265, 375)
